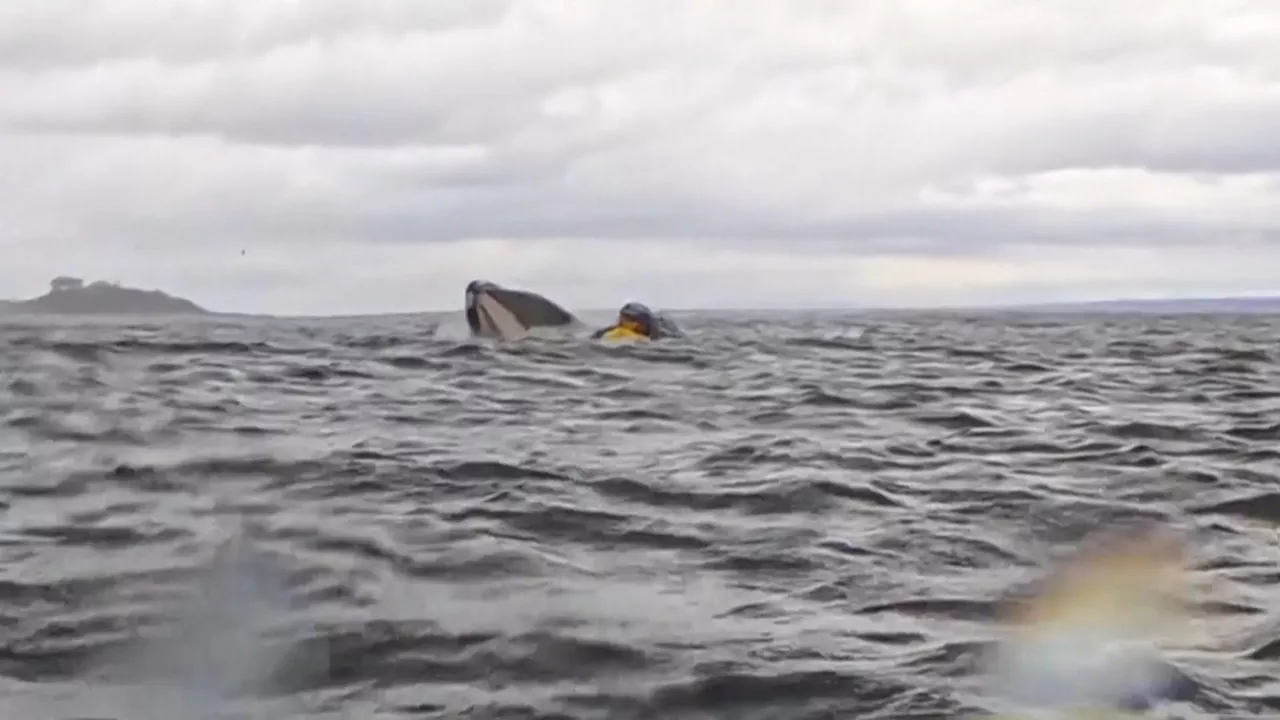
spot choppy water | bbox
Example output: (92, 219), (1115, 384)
(1, 310), (1279, 719)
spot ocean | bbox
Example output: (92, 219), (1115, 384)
(0, 310), (1277, 719)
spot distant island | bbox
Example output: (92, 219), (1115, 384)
(0, 276), (210, 316)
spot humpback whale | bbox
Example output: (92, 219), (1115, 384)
(464, 280), (577, 340)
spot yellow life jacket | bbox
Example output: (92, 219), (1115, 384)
(601, 321), (649, 342)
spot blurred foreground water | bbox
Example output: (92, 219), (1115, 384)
(1, 310), (1279, 718)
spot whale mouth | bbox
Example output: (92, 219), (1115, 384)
(463, 281), (576, 340)
(470, 288), (528, 339)
(464, 279), (489, 314)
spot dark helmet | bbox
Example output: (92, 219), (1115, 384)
(619, 301), (653, 321)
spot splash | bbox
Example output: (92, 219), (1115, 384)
(984, 524), (1195, 718)
(105, 529), (312, 720)
(431, 319), (472, 341)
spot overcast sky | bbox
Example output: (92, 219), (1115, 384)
(2, 1), (1280, 315)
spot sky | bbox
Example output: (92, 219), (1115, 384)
(3, 0), (1280, 315)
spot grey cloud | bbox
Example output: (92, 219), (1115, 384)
(4, 0), (1280, 314)
(0, 0), (513, 70)
(969, 89), (1280, 178)
(10, 57), (1280, 197)
(16, 153), (1272, 256)
(0, 6), (691, 148)
(4, 128), (1278, 262)
(5, 136), (1278, 261)
(5, 2), (1279, 189)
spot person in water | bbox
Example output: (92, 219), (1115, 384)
(591, 301), (681, 341)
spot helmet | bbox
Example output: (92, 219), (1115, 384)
(617, 301), (655, 336)
(619, 301), (653, 321)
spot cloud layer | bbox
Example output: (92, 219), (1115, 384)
(3, 0), (1280, 314)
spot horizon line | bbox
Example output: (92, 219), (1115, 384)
(206, 292), (1280, 320)
(7, 291), (1280, 320)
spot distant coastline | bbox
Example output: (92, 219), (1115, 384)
(994, 296), (1280, 314)
(0, 276), (210, 316)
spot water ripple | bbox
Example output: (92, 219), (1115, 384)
(0, 311), (1278, 718)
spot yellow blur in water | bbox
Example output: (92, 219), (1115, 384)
(985, 525), (1196, 717)
(1011, 525), (1189, 640)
